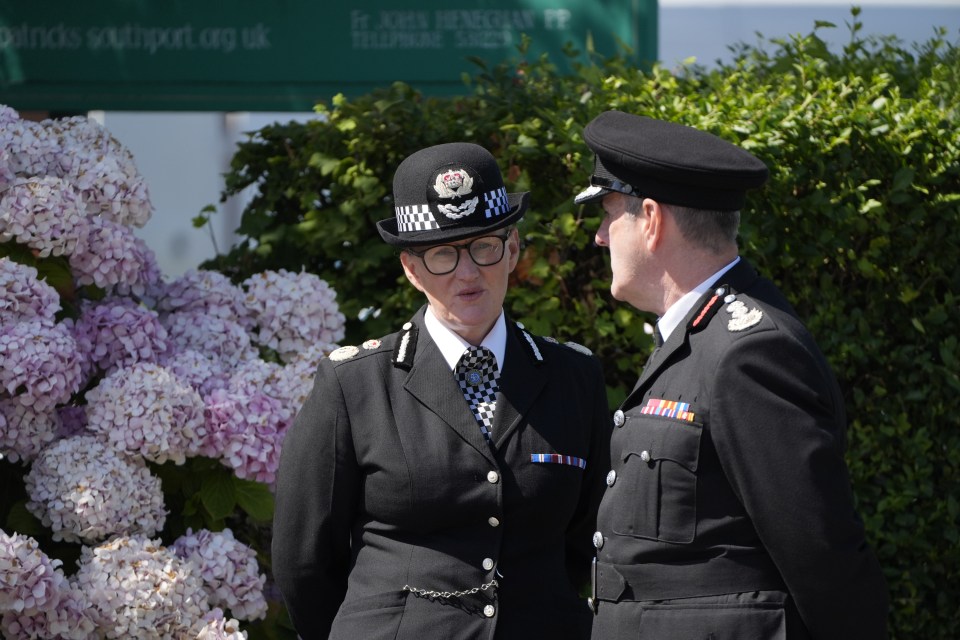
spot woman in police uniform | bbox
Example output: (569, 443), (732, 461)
(272, 142), (611, 639)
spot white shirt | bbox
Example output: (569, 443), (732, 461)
(658, 256), (740, 343)
(424, 306), (507, 373)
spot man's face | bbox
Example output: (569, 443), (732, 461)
(595, 193), (654, 312)
(400, 228), (520, 345)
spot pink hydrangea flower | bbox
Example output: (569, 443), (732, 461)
(163, 311), (258, 370)
(156, 269), (253, 330)
(84, 362), (206, 464)
(242, 269), (346, 362)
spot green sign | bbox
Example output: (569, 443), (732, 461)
(0, 1), (656, 111)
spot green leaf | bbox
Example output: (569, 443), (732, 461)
(199, 469), (237, 521)
(235, 479), (276, 522)
(5, 501), (45, 537)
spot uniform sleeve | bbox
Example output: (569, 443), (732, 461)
(564, 355), (612, 591)
(272, 360), (359, 639)
(710, 328), (889, 639)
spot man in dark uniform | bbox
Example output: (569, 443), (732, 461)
(273, 142), (610, 639)
(575, 111), (889, 639)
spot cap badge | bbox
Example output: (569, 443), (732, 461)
(434, 169), (478, 219)
(726, 300), (763, 331)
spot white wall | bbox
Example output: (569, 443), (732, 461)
(101, 0), (959, 279)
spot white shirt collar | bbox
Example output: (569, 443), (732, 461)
(424, 306), (507, 372)
(658, 256), (740, 343)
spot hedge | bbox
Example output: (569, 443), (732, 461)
(201, 11), (960, 639)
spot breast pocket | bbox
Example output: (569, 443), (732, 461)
(610, 416), (702, 544)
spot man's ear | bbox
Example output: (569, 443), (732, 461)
(399, 251), (425, 293)
(644, 199), (665, 252)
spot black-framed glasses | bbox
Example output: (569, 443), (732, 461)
(407, 234), (509, 275)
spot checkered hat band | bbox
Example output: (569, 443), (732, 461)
(483, 187), (510, 219)
(455, 346), (500, 441)
(396, 204), (440, 232)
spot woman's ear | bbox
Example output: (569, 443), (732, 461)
(399, 251), (425, 293)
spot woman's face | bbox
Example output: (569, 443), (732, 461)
(400, 228), (520, 345)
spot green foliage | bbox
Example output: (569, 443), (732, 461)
(204, 12), (959, 639)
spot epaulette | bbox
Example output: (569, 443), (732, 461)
(514, 321), (544, 365)
(392, 321), (419, 370)
(687, 285), (764, 334)
(327, 336), (388, 363)
(563, 341), (593, 356)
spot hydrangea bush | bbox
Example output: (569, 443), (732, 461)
(0, 107), (346, 638)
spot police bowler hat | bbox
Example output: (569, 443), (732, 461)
(377, 142), (529, 247)
(575, 111), (769, 211)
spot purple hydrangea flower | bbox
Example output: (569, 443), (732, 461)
(156, 269), (253, 330)
(192, 608), (248, 640)
(0, 530), (64, 613)
(172, 528), (267, 621)
(0, 176), (89, 258)
(163, 311), (258, 370)
(0, 258), (61, 326)
(68, 215), (146, 293)
(69, 297), (169, 381)
(204, 387), (286, 485)
(0, 320), (83, 412)
(0, 399), (62, 464)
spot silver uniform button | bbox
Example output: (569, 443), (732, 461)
(613, 410), (625, 427)
(488, 516), (500, 527)
(487, 470), (499, 484)
(724, 293), (737, 304)
(484, 605), (496, 618)
(640, 450), (651, 462)
(592, 531), (604, 549)
(606, 470), (617, 486)
(482, 557), (495, 570)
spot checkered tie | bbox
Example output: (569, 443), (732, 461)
(455, 346), (500, 441)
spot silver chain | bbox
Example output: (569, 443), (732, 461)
(402, 578), (498, 600)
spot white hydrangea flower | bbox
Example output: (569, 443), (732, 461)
(172, 528), (267, 621)
(163, 311), (258, 370)
(0, 399), (62, 464)
(0, 530), (63, 613)
(280, 342), (339, 409)
(191, 608), (248, 640)
(0, 176), (89, 258)
(0, 258), (61, 326)
(0, 320), (83, 412)
(156, 269), (253, 330)
(74, 535), (208, 639)
(242, 269), (346, 362)
(0, 116), (57, 177)
(24, 435), (167, 543)
(0, 582), (97, 640)
(0, 531), (96, 639)
(85, 362), (206, 464)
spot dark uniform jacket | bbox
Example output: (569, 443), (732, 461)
(273, 306), (611, 640)
(592, 259), (889, 639)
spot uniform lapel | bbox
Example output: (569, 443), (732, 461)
(491, 325), (545, 448)
(402, 317), (496, 464)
